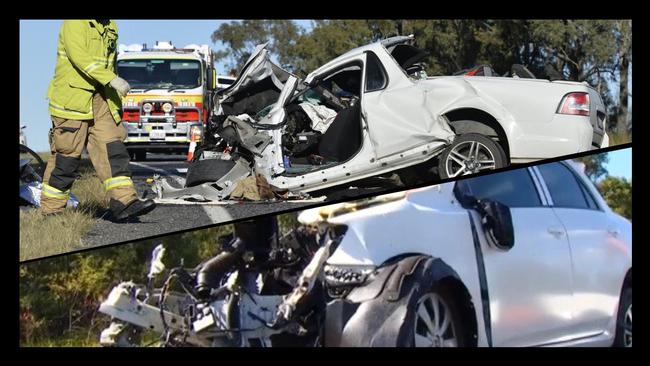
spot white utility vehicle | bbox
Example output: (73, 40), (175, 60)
(157, 36), (610, 202)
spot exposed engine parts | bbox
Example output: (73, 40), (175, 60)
(99, 217), (327, 347)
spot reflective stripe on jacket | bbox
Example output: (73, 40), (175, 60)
(47, 20), (122, 122)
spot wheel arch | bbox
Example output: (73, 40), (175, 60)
(380, 253), (479, 346)
(443, 108), (510, 162)
(623, 268), (632, 290)
(335, 252), (480, 347)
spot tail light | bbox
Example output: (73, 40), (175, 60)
(557, 92), (590, 116)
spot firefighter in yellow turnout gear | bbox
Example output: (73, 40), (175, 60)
(42, 19), (156, 221)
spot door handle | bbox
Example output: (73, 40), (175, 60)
(547, 226), (565, 238)
(607, 228), (620, 237)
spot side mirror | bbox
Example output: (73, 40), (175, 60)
(147, 244), (166, 279)
(476, 199), (515, 251)
(207, 67), (216, 91)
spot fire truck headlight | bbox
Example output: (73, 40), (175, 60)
(162, 102), (173, 113)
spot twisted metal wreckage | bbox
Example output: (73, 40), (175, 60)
(153, 35), (608, 204)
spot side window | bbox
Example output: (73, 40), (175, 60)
(579, 182), (600, 210)
(538, 162), (598, 210)
(457, 169), (542, 207)
(365, 51), (387, 92)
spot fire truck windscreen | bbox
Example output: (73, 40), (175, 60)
(117, 59), (202, 90)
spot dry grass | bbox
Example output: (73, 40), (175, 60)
(21, 338), (100, 347)
(608, 129), (632, 146)
(20, 152), (109, 262)
(21, 328), (161, 347)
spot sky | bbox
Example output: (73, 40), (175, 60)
(19, 19), (314, 152)
(604, 147), (632, 181)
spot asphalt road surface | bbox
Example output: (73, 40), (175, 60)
(83, 153), (316, 247)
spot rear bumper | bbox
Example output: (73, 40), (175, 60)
(596, 132), (609, 149)
(509, 115), (593, 161)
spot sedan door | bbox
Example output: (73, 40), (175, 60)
(534, 162), (629, 338)
(458, 168), (575, 346)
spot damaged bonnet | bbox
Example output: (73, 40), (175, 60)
(216, 43), (291, 117)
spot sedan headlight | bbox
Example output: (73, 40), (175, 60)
(324, 264), (375, 286)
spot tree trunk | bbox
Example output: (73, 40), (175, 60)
(618, 54), (629, 132)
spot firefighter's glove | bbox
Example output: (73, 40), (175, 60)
(109, 77), (131, 98)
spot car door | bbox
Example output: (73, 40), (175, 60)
(361, 50), (454, 160)
(534, 162), (628, 338)
(458, 168), (575, 346)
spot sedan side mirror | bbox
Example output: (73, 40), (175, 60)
(475, 199), (515, 251)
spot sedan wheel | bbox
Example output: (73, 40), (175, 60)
(614, 286), (632, 347)
(624, 304), (632, 347)
(414, 293), (459, 347)
(438, 133), (507, 179)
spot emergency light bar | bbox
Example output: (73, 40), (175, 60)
(118, 43), (145, 53)
(118, 42), (212, 64)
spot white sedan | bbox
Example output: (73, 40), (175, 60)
(312, 160), (631, 347)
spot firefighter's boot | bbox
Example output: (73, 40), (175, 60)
(108, 198), (156, 222)
(86, 93), (155, 221)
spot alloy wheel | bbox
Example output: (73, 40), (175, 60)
(414, 293), (458, 347)
(445, 140), (497, 178)
(624, 304), (632, 347)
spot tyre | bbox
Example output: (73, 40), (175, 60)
(613, 287), (632, 347)
(409, 285), (467, 347)
(437, 133), (507, 179)
(185, 158), (237, 187)
(19, 144), (46, 178)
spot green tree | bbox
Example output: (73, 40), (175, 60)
(576, 153), (609, 182)
(211, 20), (304, 72)
(528, 20), (618, 83)
(289, 20), (398, 76)
(598, 176), (632, 219)
(405, 20), (485, 76)
(19, 213), (297, 345)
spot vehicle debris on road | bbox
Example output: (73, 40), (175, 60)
(20, 156), (79, 209)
